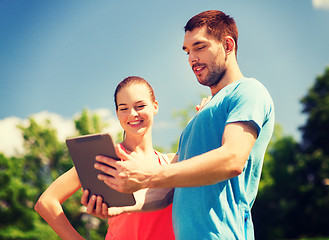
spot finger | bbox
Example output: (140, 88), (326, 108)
(81, 189), (90, 206)
(86, 195), (97, 214)
(95, 155), (118, 167)
(95, 196), (103, 215)
(102, 203), (109, 217)
(115, 144), (130, 161)
(102, 177), (121, 191)
(201, 97), (208, 107)
(94, 162), (117, 176)
(98, 174), (122, 192)
(199, 96), (212, 110)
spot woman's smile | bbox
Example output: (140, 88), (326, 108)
(127, 120), (144, 127)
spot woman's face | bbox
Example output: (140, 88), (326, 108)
(116, 83), (158, 137)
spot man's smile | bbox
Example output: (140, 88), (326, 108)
(193, 64), (206, 75)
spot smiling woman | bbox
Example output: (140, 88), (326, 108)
(34, 76), (176, 240)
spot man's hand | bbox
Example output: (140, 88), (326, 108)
(94, 144), (157, 193)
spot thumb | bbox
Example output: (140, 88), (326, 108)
(115, 144), (130, 161)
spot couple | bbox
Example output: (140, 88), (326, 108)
(35, 10), (274, 240)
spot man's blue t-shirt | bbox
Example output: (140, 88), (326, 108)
(172, 78), (275, 240)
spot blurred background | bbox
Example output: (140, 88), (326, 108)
(0, 0), (328, 239)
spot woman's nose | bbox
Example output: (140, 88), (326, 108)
(130, 108), (138, 117)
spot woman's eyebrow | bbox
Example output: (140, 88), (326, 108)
(118, 103), (127, 107)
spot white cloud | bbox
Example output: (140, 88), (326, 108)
(0, 117), (25, 156)
(312, 0), (329, 9)
(0, 110), (121, 157)
(30, 111), (76, 142)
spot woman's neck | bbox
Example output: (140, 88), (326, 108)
(121, 131), (154, 155)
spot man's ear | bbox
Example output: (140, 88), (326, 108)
(224, 36), (235, 54)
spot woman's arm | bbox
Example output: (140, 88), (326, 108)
(34, 167), (84, 240)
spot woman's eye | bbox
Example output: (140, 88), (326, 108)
(136, 105), (146, 109)
(119, 108), (128, 111)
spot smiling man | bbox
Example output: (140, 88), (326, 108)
(88, 10), (275, 239)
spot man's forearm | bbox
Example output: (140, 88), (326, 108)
(148, 147), (243, 189)
(148, 122), (257, 189)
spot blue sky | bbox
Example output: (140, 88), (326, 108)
(1, 0), (329, 152)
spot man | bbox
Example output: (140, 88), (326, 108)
(86, 10), (274, 239)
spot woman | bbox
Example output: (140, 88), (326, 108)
(34, 76), (210, 239)
(35, 76), (176, 240)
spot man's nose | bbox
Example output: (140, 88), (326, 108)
(189, 53), (199, 65)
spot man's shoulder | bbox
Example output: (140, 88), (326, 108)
(238, 77), (265, 88)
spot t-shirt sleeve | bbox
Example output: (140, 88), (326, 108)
(225, 80), (273, 136)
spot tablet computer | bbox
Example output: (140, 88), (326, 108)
(66, 133), (136, 207)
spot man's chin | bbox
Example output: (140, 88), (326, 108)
(197, 77), (212, 87)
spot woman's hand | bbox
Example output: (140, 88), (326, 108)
(81, 187), (174, 218)
(81, 189), (124, 218)
(196, 96), (211, 111)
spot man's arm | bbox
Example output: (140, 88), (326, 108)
(150, 121), (257, 188)
(95, 121), (257, 192)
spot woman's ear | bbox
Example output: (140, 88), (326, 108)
(153, 100), (159, 115)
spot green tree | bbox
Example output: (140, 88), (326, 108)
(253, 67), (329, 239)
(0, 109), (118, 239)
(17, 118), (70, 190)
(74, 109), (108, 136)
(300, 67), (329, 155)
(0, 154), (43, 239)
(297, 67), (329, 237)
(253, 134), (303, 240)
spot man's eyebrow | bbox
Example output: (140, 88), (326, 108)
(182, 41), (205, 51)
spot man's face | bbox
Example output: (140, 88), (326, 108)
(183, 27), (227, 88)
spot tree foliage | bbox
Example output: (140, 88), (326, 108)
(0, 109), (118, 239)
(300, 67), (329, 155)
(253, 67), (329, 239)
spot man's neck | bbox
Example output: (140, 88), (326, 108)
(210, 62), (243, 96)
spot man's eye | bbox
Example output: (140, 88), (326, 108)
(119, 108), (128, 111)
(196, 46), (205, 50)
